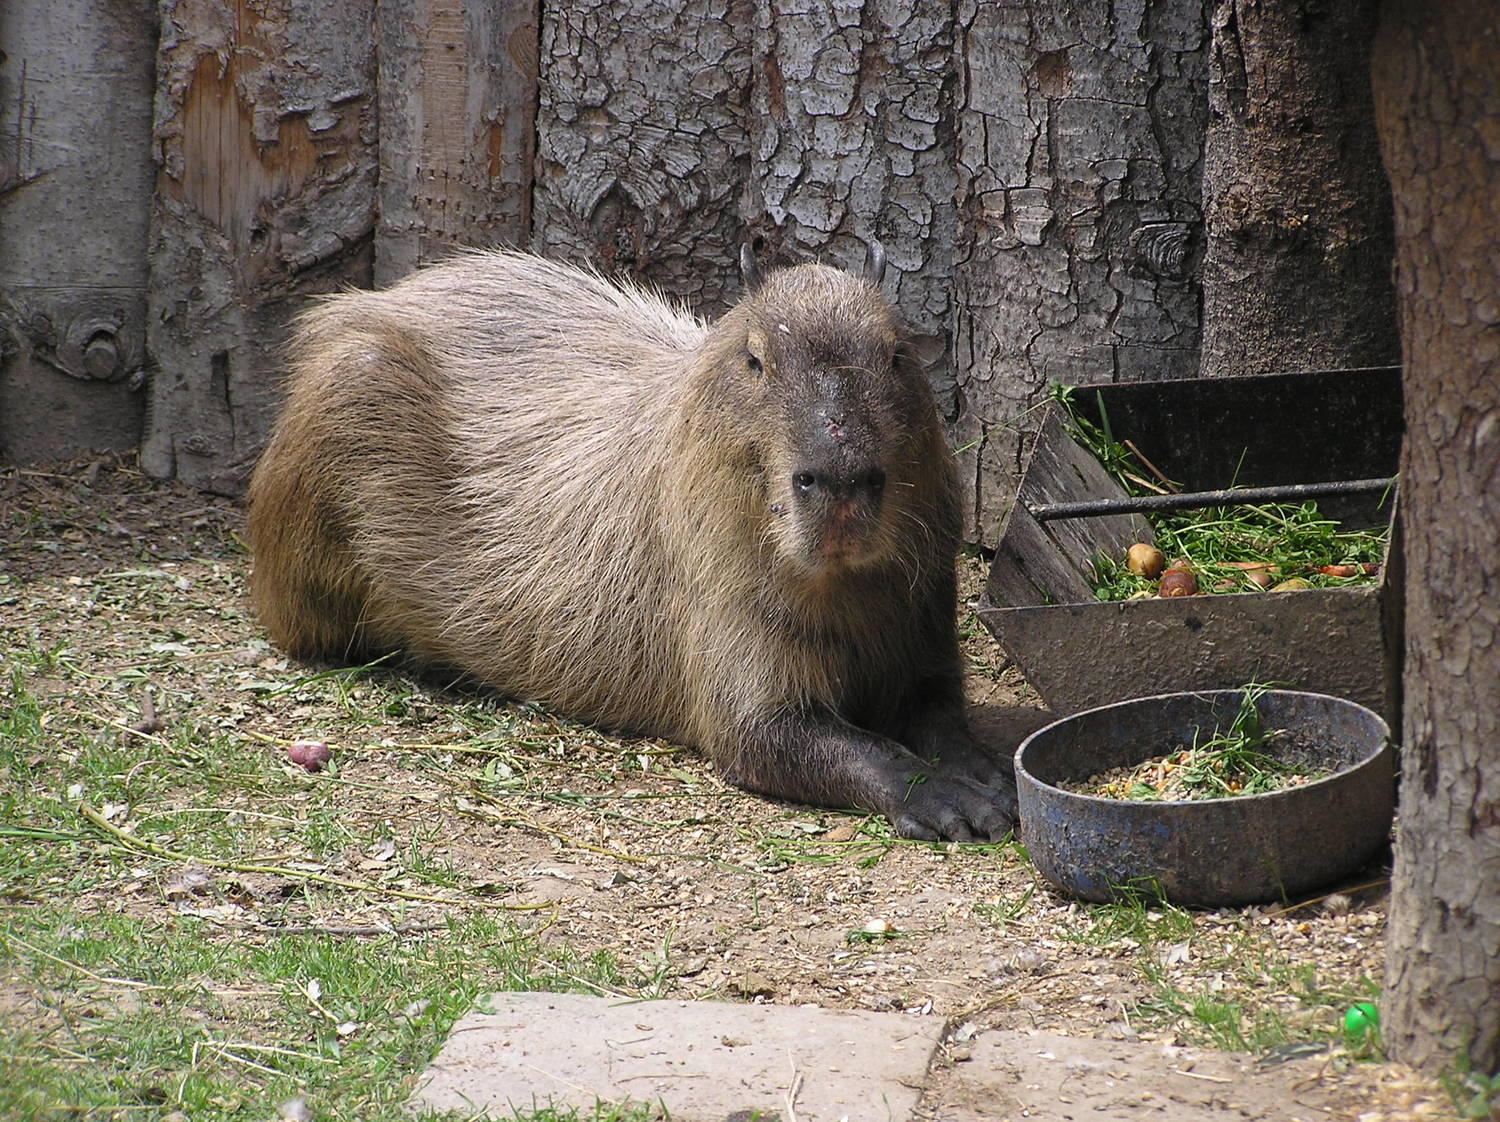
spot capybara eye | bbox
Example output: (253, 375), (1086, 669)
(866, 469), (887, 492)
(747, 353), (763, 374)
(794, 472), (816, 493)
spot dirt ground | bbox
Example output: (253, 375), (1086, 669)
(0, 454), (1465, 1120)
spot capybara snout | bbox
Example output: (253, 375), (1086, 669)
(248, 245), (1018, 841)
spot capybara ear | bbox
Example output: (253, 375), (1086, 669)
(739, 243), (764, 293)
(863, 239), (886, 288)
(894, 338), (924, 380)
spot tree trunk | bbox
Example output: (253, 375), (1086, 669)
(139, 0), (378, 494)
(951, 0), (1210, 543)
(1372, 0), (1500, 1077)
(0, 0), (156, 461)
(374, 0), (539, 286)
(530, 0), (752, 314)
(744, 0), (958, 407)
(1199, 0), (1399, 378)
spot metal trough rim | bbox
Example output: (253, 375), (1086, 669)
(1015, 687), (1393, 801)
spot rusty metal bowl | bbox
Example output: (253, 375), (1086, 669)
(1015, 689), (1395, 907)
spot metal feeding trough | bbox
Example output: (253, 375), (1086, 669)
(1015, 689), (1395, 907)
(980, 367), (1404, 722)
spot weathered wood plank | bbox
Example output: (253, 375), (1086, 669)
(0, 0), (156, 461)
(985, 499), (1098, 610)
(1021, 406), (1155, 579)
(375, 0), (539, 285)
(140, 0), (378, 494)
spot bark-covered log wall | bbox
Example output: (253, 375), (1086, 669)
(951, 0), (1210, 536)
(0, 0), (158, 462)
(1, 0), (1398, 543)
(138, 0), (378, 495)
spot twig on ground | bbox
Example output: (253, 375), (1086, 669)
(1263, 880), (1390, 919)
(3, 932), (160, 990)
(785, 1052), (804, 1122)
(1123, 439), (1179, 492)
(251, 919), (452, 937)
(76, 802), (551, 911)
(90, 713), (169, 745)
(131, 688), (164, 735)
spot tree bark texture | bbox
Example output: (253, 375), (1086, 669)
(1200, 0), (1400, 378)
(12, 0), (1409, 553)
(374, 0), (538, 286)
(951, 0), (1210, 542)
(530, 0), (752, 314)
(140, 0), (378, 494)
(746, 0), (958, 395)
(1372, 0), (1500, 1076)
(0, 0), (157, 461)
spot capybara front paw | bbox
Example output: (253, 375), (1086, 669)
(886, 774), (1018, 843)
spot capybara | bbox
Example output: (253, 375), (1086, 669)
(247, 245), (1018, 840)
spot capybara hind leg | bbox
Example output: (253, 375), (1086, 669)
(249, 473), (373, 663)
(252, 559), (374, 663)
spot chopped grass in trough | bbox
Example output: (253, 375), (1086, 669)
(1060, 686), (1331, 802)
(1050, 384), (1392, 603)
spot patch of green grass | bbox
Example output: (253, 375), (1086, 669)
(0, 650), (474, 901)
(973, 882), (1037, 932)
(1136, 961), (1377, 1054)
(0, 904), (636, 1122)
(1, 621), (683, 1119)
(1061, 892), (1197, 948)
(1128, 915), (1382, 1054)
(750, 815), (897, 870)
(1, 662), (44, 746)
(1440, 1051), (1500, 1120)
(1054, 888), (1384, 1056)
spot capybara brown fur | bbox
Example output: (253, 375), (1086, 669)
(247, 246), (1018, 840)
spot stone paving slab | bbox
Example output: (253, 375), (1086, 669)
(934, 1030), (1337, 1122)
(410, 992), (945, 1121)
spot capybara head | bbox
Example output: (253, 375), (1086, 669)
(694, 244), (943, 579)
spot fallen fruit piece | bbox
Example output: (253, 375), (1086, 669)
(1126, 543), (1167, 579)
(1224, 561), (1277, 588)
(1317, 564), (1360, 578)
(1158, 565), (1199, 597)
(1269, 577), (1314, 592)
(287, 740), (332, 772)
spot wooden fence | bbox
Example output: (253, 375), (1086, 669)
(0, 0), (1395, 541)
